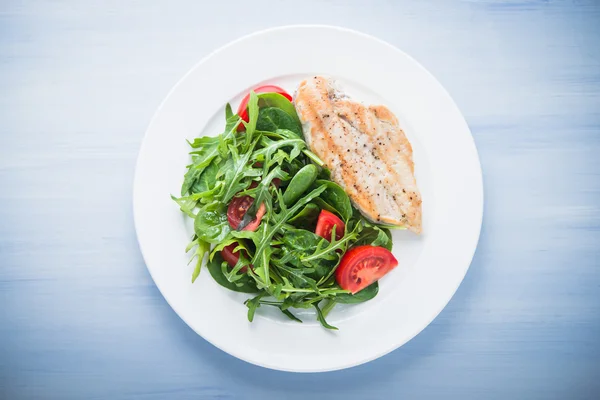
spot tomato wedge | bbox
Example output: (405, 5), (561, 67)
(315, 210), (345, 241)
(335, 246), (398, 294)
(221, 243), (248, 273)
(236, 85), (292, 130)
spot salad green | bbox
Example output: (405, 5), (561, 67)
(172, 91), (393, 329)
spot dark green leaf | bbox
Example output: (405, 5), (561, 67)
(335, 282), (379, 304)
(206, 253), (259, 293)
(311, 197), (340, 216)
(257, 92), (301, 125)
(314, 303), (338, 330)
(244, 293), (265, 322)
(251, 185), (327, 271)
(280, 308), (302, 323)
(283, 164), (318, 206)
(315, 180), (353, 221)
(288, 203), (320, 229)
(256, 107), (302, 136)
(353, 224), (393, 251)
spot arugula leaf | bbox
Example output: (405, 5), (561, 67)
(251, 185), (327, 284)
(189, 239), (210, 283)
(252, 136), (306, 165)
(244, 293), (265, 322)
(181, 137), (220, 195)
(353, 222), (393, 250)
(254, 186), (326, 245)
(275, 263), (319, 291)
(256, 107), (302, 136)
(320, 298), (337, 317)
(194, 202), (231, 243)
(280, 308), (302, 323)
(217, 104), (243, 157)
(314, 303), (338, 330)
(218, 144), (261, 203)
(188, 134), (220, 149)
(244, 91), (259, 152)
(171, 194), (199, 218)
(249, 166), (288, 215)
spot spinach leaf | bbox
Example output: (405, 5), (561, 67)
(288, 203), (320, 229)
(315, 180), (353, 222)
(256, 107), (302, 136)
(190, 158), (220, 194)
(280, 229), (339, 281)
(206, 253), (259, 293)
(282, 228), (324, 251)
(311, 197), (340, 216)
(257, 92), (301, 125)
(194, 202), (231, 244)
(335, 282), (379, 304)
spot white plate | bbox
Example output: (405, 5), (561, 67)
(133, 25), (483, 372)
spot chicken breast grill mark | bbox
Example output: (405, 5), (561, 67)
(294, 76), (422, 234)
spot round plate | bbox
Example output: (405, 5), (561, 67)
(133, 25), (483, 372)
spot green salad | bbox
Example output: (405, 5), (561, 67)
(172, 87), (397, 329)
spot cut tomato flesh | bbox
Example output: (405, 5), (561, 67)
(315, 210), (345, 241)
(335, 246), (398, 294)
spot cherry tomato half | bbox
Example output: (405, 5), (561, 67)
(335, 246), (398, 294)
(221, 243), (248, 273)
(227, 195), (266, 231)
(315, 210), (345, 241)
(236, 85), (292, 130)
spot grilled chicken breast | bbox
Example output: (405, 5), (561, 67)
(294, 76), (422, 233)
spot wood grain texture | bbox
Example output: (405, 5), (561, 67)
(1, 0), (599, 399)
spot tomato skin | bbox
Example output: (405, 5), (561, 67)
(221, 243), (248, 273)
(236, 85), (292, 130)
(335, 246), (398, 294)
(315, 210), (345, 241)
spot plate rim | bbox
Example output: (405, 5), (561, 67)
(133, 24), (484, 372)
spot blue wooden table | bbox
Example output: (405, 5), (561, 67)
(1, 1), (599, 399)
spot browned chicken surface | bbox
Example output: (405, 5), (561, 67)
(294, 76), (422, 233)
